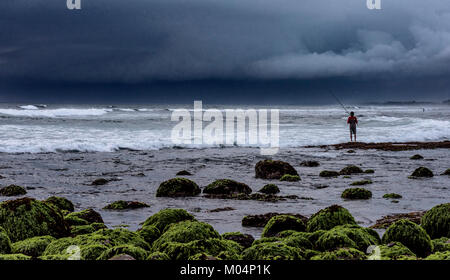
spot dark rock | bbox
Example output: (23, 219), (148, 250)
(341, 188), (372, 199)
(319, 170), (339, 177)
(410, 167), (434, 178)
(64, 208), (104, 226)
(222, 232), (255, 249)
(370, 211), (425, 229)
(383, 193), (402, 199)
(0, 185), (27, 197)
(203, 179), (251, 195)
(262, 215), (306, 237)
(156, 178), (201, 197)
(109, 254), (135, 260)
(103, 201), (150, 210)
(410, 154), (424, 160)
(176, 170), (192, 176)
(91, 178), (109, 186)
(279, 174), (300, 182)
(207, 207), (235, 213)
(339, 165), (364, 175)
(300, 161), (320, 167)
(44, 196), (74, 212)
(258, 184), (280, 195)
(255, 160), (298, 179)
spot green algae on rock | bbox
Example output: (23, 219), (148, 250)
(241, 242), (304, 260)
(43, 228), (150, 260)
(137, 225), (161, 246)
(306, 205), (357, 232)
(222, 232), (255, 249)
(410, 167), (434, 178)
(152, 221), (220, 251)
(261, 215), (306, 238)
(156, 178), (201, 197)
(421, 203), (450, 239)
(370, 242), (417, 260)
(0, 197), (70, 242)
(0, 185), (27, 197)
(258, 184), (280, 195)
(383, 193), (403, 199)
(103, 200), (150, 210)
(255, 160), (298, 179)
(44, 196), (74, 212)
(64, 208), (104, 226)
(11, 235), (55, 258)
(147, 251), (170, 260)
(350, 180), (373, 186)
(0, 253), (32, 260)
(382, 219), (432, 258)
(142, 208), (196, 232)
(364, 169), (375, 174)
(311, 247), (366, 260)
(0, 226), (11, 254)
(431, 237), (450, 252)
(279, 174), (301, 182)
(339, 165), (364, 175)
(242, 213), (308, 228)
(319, 170), (340, 178)
(70, 223), (107, 236)
(425, 251), (450, 260)
(341, 188), (372, 199)
(203, 179), (252, 195)
(315, 224), (380, 252)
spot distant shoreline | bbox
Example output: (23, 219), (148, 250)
(307, 140), (450, 151)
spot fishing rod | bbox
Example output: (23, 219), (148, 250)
(330, 92), (350, 114)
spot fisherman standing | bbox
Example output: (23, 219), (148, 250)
(347, 111), (358, 142)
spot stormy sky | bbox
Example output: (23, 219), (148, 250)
(1, 0), (450, 104)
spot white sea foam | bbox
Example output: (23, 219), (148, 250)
(0, 108), (111, 118)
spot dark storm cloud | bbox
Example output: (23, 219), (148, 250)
(1, 0), (450, 101)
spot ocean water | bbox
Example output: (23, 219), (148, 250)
(0, 103), (449, 153)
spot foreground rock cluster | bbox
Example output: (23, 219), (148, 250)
(0, 196), (448, 260)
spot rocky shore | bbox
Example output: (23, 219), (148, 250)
(0, 141), (449, 260)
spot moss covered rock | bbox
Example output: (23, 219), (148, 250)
(98, 244), (148, 260)
(425, 251), (450, 260)
(410, 167), (434, 178)
(0, 197), (70, 242)
(152, 221), (220, 251)
(350, 180), (373, 186)
(43, 228), (150, 260)
(0, 253), (32, 260)
(262, 215), (306, 237)
(382, 219), (432, 257)
(203, 179), (252, 195)
(137, 225), (161, 246)
(156, 178), (201, 197)
(421, 203), (450, 239)
(0, 185), (27, 197)
(103, 200), (150, 210)
(283, 232), (314, 250)
(316, 224), (379, 251)
(311, 247), (366, 260)
(44, 196), (74, 212)
(383, 193), (402, 199)
(241, 242), (304, 260)
(242, 212), (307, 228)
(255, 160), (298, 179)
(339, 165), (363, 175)
(222, 232), (255, 249)
(64, 208), (104, 226)
(306, 205), (356, 232)
(364, 169), (375, 174)
(70, 223), (107, 236)
(258, 184), (280, 195)
(11, 235), (55, 258)
(431, 237), (450, 252)
(341, 188), (372, 199)
(279, 174), (301, 182)
(157, 238), (241, 260)
(319, 170), (339, 178)
(142, 208), (196, 232)
(0, 226), (11, 254)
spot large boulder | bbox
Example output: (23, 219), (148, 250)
(142, 208), (196, 232)
(203, 179), (252, 195)
(11, 236), (55, 258)
(315, 224), (380, 251)
(261, 215), (306, 237)
(255, 160), (298, 179)
(382, 219), (432, 257)
(341, 188), (372, 199)
(44, 196), (74, 213)
(241, 242), (304, 260)
(0, 226), (11, 254)
(64, 208), (104, 226)
(410, 167), (433, 178)
(242, 213), (308, 228)
(0, 198), (70, 242)
(306, 205), (356, 232)
(421, 203), (450, 239)
(156, 178), (201, 197)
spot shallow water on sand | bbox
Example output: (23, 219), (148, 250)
(0, 146), (449, 237)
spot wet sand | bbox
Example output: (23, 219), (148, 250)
(0, 142), (449, 238)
